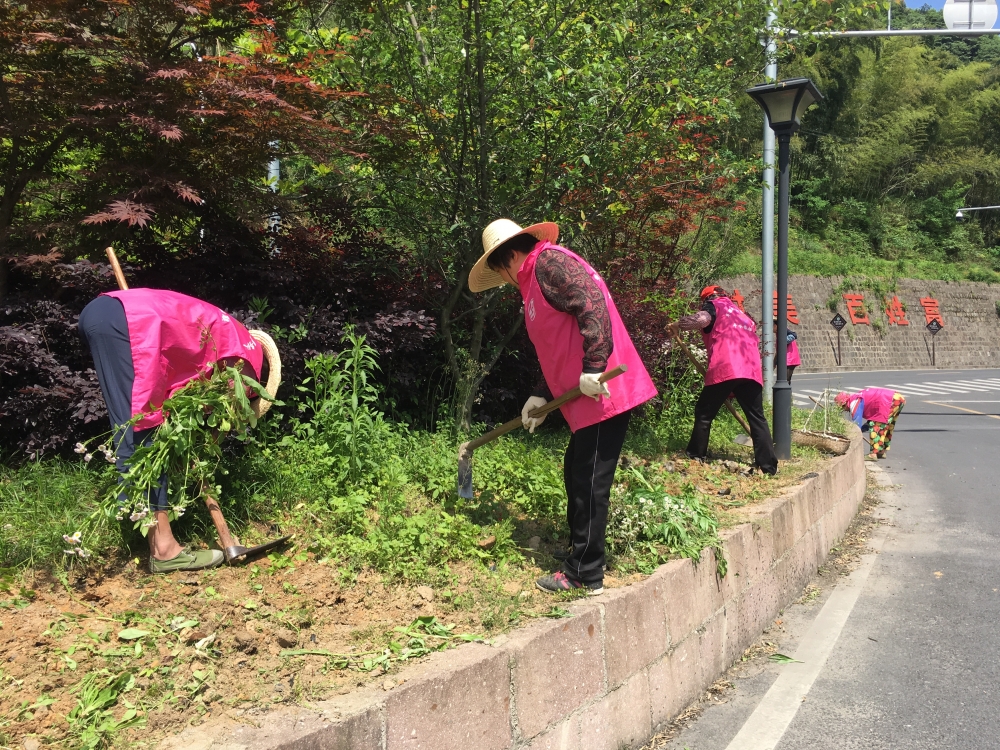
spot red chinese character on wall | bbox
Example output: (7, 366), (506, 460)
(731, 288), (746, 312)
(884, 296), (909, 326)
(843, 293), (870, 325)
(772, 291), (800, 324)
(920, 297), (944, 326)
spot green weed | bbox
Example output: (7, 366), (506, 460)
(66, 670), (145, 749)
(607, 467), (726, 576)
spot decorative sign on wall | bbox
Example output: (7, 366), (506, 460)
(772, 291), (800, 324)
(731, 288), (746, 312)
(920, 297), (944, 326)
(842, 293), (870, 325)
(830, 313), (847, 331)
(926, 319), (943, 335)
(884, 296), (910, 326)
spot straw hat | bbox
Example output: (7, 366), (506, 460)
(468, 218), (559, 292)
(249, 330), (282, 418)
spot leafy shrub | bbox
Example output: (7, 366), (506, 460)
(606, 467), (725, 576)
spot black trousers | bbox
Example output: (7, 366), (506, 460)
(78, 296), (168, 510)
(686, 379), (778, 474)
(562, 409), (631, 584)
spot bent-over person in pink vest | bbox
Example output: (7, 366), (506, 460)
(78, 289), (265, 574)
(672, 285), (778, 474)
(469, 219), (658, 595)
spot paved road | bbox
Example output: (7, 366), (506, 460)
(664, 368), (1000, 750)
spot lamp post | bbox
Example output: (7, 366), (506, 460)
(746, 77), (823, 460)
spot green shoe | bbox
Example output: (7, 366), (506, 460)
(150, 548), (225, 574)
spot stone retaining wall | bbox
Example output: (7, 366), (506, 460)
(161, 432), (866, 750)
(719, 274), (1000, 371)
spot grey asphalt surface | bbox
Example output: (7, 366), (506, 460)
(664, 368), (1000, 750)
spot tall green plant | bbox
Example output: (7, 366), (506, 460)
(293, 326), (384, 482)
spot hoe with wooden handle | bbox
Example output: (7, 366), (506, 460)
(457, 365), (627, 499)
(104, 246), (290, 562)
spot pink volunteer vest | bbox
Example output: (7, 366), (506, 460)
(857, 387), (895, 423)
(702, 297), (762, 386)
(104, 289), (264, 430)
(518, 242), (657, 432)
(787, 338), (801, 366)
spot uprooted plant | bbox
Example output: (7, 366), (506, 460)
(101, 363), (274, 534)
(607, 466), (727, 577)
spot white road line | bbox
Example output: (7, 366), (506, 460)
(904, 382), (969, 393)
(722, 523), (890, 750)
(936, 380), (994, 392)
(955, 380), (1000, 390)
(883, 384), (934, 395)
(799, 389), (828, 395)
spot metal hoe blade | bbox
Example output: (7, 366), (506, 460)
(224, 535), (292, 563)
(457, 442), (473, 499)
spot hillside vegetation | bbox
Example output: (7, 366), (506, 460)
(712, 3), (1000, 284)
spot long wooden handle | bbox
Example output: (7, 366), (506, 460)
(669, 326), (753, 435)
(203, 483), (239, 549)
(463, 364), (629, 452)
(105, 246), (129, 290)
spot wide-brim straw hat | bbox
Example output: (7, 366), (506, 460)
(249, 330), (282, 418)
(468, 218), (560, 292)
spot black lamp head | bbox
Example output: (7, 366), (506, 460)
(746, 78), (823, 135)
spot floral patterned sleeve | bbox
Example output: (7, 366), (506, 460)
(534, 249), (613, 372)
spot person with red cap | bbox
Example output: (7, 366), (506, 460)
(469, 218), (658, 595)
(670, 285), (778, 474)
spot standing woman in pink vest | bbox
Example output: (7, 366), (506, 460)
(671, 285), (778, 474)
(78, 289), (267, 574)
(773, 321), (801, 383)
(469, 219), (658, 595)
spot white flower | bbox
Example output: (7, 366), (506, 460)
(63, 531), (82, 545)
(129, 510), (148, 522)
(74, 442), (86, 454)
(83, 453), (93, 463)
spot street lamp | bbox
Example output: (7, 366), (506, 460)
(746, 77), (823, 460)
(955, 205), (1000, 221)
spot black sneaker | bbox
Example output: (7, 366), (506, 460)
(535, 572), (603, 595)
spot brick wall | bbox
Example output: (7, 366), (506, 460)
(718, 275), (1000, 372)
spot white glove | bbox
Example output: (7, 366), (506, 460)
(579, 372), (611, 401)
(521, 396), (548, 433)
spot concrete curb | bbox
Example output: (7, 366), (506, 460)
(160, 431), (865, 750)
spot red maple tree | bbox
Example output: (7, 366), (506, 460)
(0, 0), (369, 298)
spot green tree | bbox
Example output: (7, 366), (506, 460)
(292, 0), (885, 429)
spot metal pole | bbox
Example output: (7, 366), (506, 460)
(774, 131), (793, 460)
(799, 28), (1000, 37)
(761, 9), (778, 404)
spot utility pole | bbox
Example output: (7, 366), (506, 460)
(761, 9), (778, 404)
